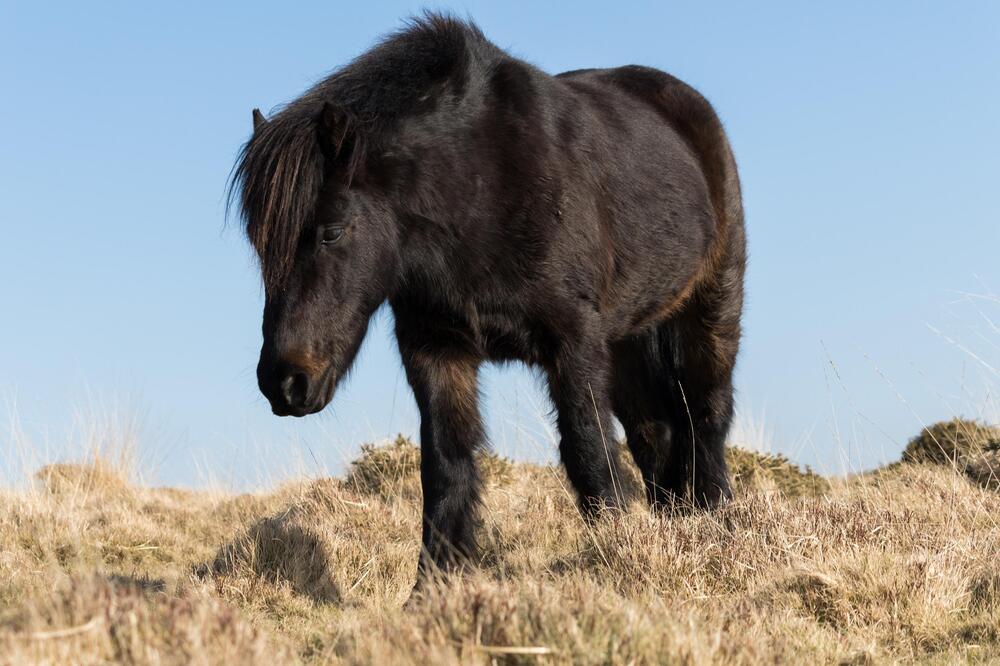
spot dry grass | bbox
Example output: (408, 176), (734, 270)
(2, 423), (999, 664)
(900, 419), (1000, 491)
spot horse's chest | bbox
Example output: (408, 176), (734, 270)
(470, 304), (545, 365)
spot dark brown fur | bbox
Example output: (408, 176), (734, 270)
(229, 14), (747, 582)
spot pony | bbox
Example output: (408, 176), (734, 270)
(229, 14), (746, 582)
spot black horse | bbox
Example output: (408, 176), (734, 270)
(230, 15), (746, 580)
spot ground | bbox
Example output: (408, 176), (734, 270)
(1, 421), (999, 664)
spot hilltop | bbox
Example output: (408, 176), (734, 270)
(1, 420), (998, 664)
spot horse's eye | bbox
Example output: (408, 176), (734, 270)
(320, 226), (344, 245)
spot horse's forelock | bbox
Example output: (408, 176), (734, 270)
(228, 110), (326, 291)
(226, 12), (483, 290)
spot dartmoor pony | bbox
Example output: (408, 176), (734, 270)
(230, 15), (746, 580)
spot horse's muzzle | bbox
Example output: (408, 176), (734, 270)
(257, 359), (334, 417)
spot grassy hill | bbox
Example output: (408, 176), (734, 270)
(1, 421), (998, 664)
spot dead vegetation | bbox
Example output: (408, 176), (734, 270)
(903, 418), (1000, 464)
(726, 446), (829, 497)
(897, 418), (1000, 491)
(2, 421), (999, 664)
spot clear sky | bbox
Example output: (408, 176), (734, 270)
(2, 2), (998, 488)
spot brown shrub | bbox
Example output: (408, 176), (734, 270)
(965, 448), (1000, 491)
(344, 435), (514, 500)
(345, 435), (422, 500)
(727, 447), (830, 497)
(902, 418), (1000, 466)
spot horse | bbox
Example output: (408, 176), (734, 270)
(229, 14), (746, 581)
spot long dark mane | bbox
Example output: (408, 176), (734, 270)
(227, 13), (485, 289)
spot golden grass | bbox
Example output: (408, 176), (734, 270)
(900, 419), (1000, 492)
(2, 424), (999, 664)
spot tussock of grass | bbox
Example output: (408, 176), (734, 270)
(35, 461), (130, 496)
(345, 434), (513, 499)
(727, 447), (829, 497)
(966, 449), (1000, 490)
(344, 435), (422, 499)
(902, 417), (1000, 465)
(1, 423), (999, 663)
(901, 418), (1000, 490)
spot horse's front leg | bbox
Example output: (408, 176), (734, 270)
(398, 337), (485, 582)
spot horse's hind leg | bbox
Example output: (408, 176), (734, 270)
(613, 280), (742, 510)
(667, 261), (746, 508)
(610, 333), (676, 507)
(658, 292), (738, 509)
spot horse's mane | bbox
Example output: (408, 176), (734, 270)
(227, 13), (485, 290)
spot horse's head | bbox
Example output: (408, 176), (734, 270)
(237, 104), (401, 416)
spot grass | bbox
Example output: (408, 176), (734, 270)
(900, 419), (1000, 491)
(1, 422), (999, 664)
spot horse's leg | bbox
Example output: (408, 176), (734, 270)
(610, 333), (678, 508)
(546, 336), (624, 516)
(612, 282), (741, 511)
(656, 280), (742, 509)
(396, 328), (485, 580)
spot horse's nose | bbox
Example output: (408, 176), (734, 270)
(279, 370), (310, 409)
(258, 357), (314, 416)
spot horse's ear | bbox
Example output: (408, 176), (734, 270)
(252, 108), (268, 132)
(317, 101), (355, 160)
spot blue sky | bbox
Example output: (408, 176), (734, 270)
(1, 2), (998, 487)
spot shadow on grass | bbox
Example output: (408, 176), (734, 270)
(105, 574), (167, 594)
(202, 515), (341, 604)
